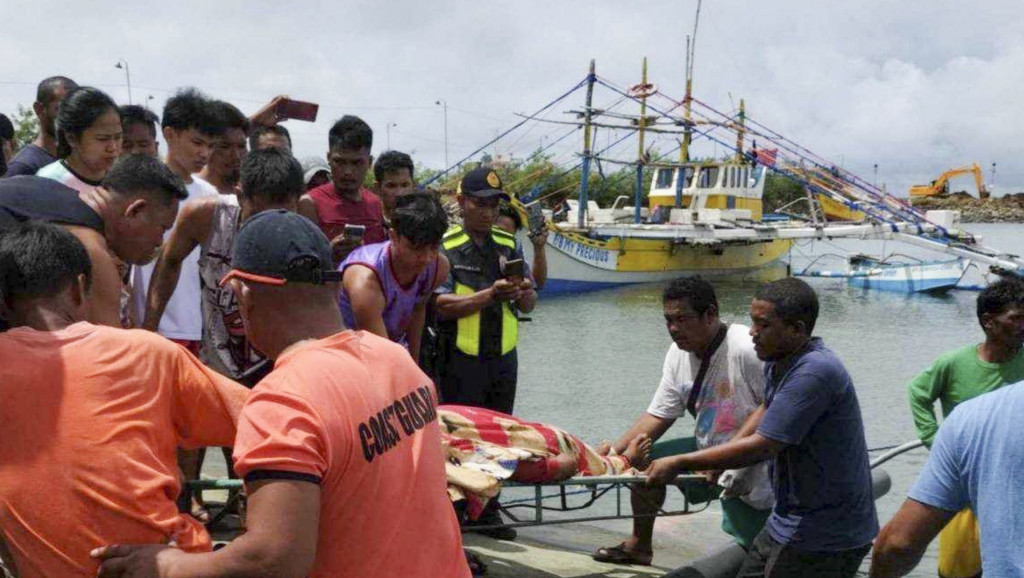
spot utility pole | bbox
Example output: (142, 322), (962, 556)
(873, 163), (878, 187)
(435, 99), (449, 169)
(115, 59), (132, 104)
(386, 122), (397, 150)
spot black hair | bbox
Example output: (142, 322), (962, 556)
(239, 147), (304, 204)
(36, 76), (78, 105)
(498, 203), (523, 230)
(373, 150), (414, 182)
(55, 86), (118, 159)
(328, 115), (372, 152)
(0, 221), (92, 308)
(161, 88), (224, 136)
(663, 276), (719, 315)
(249, 125), (292, 150)
(102, 154), (188, 203)
(755, 277), (819, 334)
(391, 192), (449, 247)
(977, 276), (1024, 326)
(0, 113), (13, 140)
(118, 105), (159, 139)
(211, 100), (250, 133)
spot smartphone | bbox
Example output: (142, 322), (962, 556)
(502, 259), (525, 279)
(526, 203), (546, 235)
(344, 224), (366, 239)
(275, 98), (319, 123)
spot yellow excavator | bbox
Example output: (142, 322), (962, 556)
(909, 163), (990, 202)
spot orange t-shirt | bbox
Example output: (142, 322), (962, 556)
(233, 330), (469, 578)
(0, 322), (249, 578)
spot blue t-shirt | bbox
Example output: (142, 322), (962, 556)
(2, 144), (56, 178)
(758, 337), (878, 551)
(909, 381), (1024, 576)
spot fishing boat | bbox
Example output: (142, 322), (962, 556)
(798, 254), (969, 293)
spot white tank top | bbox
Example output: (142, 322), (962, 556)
(198, 195), (265, 378)
(130, 176), (218, 340)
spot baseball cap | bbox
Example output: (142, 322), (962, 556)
(300, 156), (330, 186)
(219, 210), (341, 286)
(457, 167), (510, 201)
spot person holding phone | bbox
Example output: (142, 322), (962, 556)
(434, 167), (537, 539)
(338, 193), (450, 362)
(299, 115), (387, 265)
(496, 202), (547, 290)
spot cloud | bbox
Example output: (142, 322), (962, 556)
(1, 0), (1021, 194)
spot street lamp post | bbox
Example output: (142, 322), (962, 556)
(386, 122), (398, 150)
(873, 163), (878, 187)
(435, 99), (449, 170)
(115, 60), (132, 104)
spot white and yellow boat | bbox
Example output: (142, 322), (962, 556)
(524, 160), (793, 294)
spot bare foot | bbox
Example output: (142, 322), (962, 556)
(596, 441), (612, 456)
(623, 433), (652, 470)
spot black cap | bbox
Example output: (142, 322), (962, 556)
(220, 210), (342, 286)
(458, 167), (510, 201)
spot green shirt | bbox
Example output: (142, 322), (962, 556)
(908, 344), (1024, 447)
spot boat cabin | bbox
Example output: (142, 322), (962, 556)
(647, 162), (766, 221)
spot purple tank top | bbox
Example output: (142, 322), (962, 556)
(338, 241), (438, 348)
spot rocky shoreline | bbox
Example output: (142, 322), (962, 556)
(912, 193), (1024, 224)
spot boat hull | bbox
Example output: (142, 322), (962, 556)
(847, 259), (968, 293)
(526, 230), (793, 295)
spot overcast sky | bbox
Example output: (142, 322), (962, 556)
(2, 0), (1022, 195)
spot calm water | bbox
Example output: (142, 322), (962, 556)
(512, 223), (1023, 575)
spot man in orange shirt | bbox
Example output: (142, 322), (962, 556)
(95, 210), (469, 578)
(0, 222), (248, 578)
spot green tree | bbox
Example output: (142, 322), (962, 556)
(763, 173), (807, 214)
(12, 105), (38, 151)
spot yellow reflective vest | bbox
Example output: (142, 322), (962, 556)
(440, 225), (520, 357)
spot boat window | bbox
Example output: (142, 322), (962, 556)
(750, 166), (764, 187)
(655, 168), (673, 189)
(742, 168), (749, 187)
(730, 168), (736, 187)
(681, 166), (694, 188)
(698, 167), (719, 188)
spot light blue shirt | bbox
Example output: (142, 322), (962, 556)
(909, 380), (1024, 576)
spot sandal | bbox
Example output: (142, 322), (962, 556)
(465, 549), (488, 576)
(592, 543), (653, 566)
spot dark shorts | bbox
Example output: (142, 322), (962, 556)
(439, 349), (517, 414)
(652, 437), (771, 549)
(736, 529), (870, 578)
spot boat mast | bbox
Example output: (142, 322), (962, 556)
(634, 57), (649, 224)
(734, 98), (746, 160)
(578, 59), (596, 228)
(676, 0), (701, 209)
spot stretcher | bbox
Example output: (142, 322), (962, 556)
(188, 473), (713, 531)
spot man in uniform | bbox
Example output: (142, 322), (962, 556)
(435, 167), (536, 415)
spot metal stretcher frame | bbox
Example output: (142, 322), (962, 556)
(189, 474), (713, 531)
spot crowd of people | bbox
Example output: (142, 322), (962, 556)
(1, 74), (1023, 578)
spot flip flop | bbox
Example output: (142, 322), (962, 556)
(592, 543), (653, 566)
(465, 549), (488, 576)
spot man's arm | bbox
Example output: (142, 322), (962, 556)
(407, 256), (450, 361)
(610, 413), (675, 455)
(529, 230), (547, 290)
(342, 265), (388, 338)
(94, 479), (319, 578)
(907, 362), (946, 448)
(297, 194), (319, 224)
(732, 405), (765, 441)
(869, 498), (956, 578)
(436, 278), (521, 320)
(646, 432), (786, 485)
(143, 201), (216, 331)
(65, 225), (122, 327)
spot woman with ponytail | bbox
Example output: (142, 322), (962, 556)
(36, 87), (122, 193)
